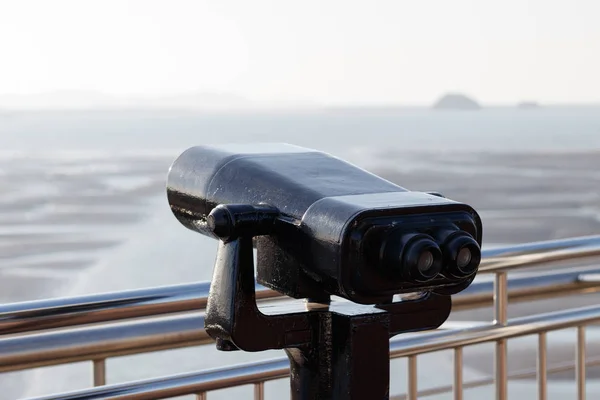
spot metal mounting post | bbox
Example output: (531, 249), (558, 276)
(204, 206), (451, 399)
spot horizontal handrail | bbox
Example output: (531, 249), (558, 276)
(2, 235), (600, 336)
(388, 303), (599, 357)
(28, 358), (292, 400)
(0, 315), (211, 373)
(0, 282), (277, 336)
(480, 234), (600, 272)
(2, 264), (600, 374)
(452, 264), (600, 310)
(26, 302), (600, 400)
(0, 282), (205, 336)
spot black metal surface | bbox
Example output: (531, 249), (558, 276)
(167, 144), (482, 304)
(204, 217), (450, 399)
(168, 144), (481, 400)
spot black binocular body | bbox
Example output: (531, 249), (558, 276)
(167, 143), (482, 305)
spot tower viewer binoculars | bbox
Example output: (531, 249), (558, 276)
(167, 143), (482, 305)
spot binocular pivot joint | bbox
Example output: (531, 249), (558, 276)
(207, 204), (281, 242)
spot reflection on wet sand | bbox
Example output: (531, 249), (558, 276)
(0, 154), (173, 304)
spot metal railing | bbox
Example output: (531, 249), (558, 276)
(1, 235), (600, 399)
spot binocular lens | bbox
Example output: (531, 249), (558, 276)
(456, 247), (472, 269)
(380, 232), (443, 283)
(405, 237), (443, 281)
(418, 251), (435, 273)
(440, 232), (481, 278)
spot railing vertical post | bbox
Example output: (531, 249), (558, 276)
(537, 332), (547, 400)
(577, 326), (586, 400)
(407, 355), (418, 400)
(454, 347), (464, 400)
(494, 271), (508, 400)
(92, 359), (106, 387)
(196, 393), (207, 400)
(254, 382), (265, 400)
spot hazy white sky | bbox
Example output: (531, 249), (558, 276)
(0, 0), (599, 105)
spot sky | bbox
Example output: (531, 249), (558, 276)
(0, 0), (599, 107)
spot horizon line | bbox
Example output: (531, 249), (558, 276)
(1, 91), (599, 109)
(3, 103), (600, 113)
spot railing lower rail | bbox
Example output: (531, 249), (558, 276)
(25, 303), (600, 399)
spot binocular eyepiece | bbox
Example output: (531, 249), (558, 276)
(167, 143), (482, 305)
(378, 228), (481, 283)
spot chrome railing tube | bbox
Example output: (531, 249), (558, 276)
(24, 303), (600, 400)
(1, 266), (600, 373)
(1, 235), (600, 336)
(0, 315), (211, 372)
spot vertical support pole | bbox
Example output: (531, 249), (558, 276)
(286, 312), (391, 400)
(494, 272), (508, 400)
(454, 347), (464, 400)
(577, 326), (586, 400)
(93, 359), (106, 387)
(407, 356), (418, 400)
(196, 393), (207, 400)
(537, 332), (547, 400)
(254, 382), (265, 400)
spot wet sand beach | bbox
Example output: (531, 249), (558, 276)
(1, 149), (600, 399)
(0, 153), (173, 303)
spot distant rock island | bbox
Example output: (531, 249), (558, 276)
(432, 93), (481, 110)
